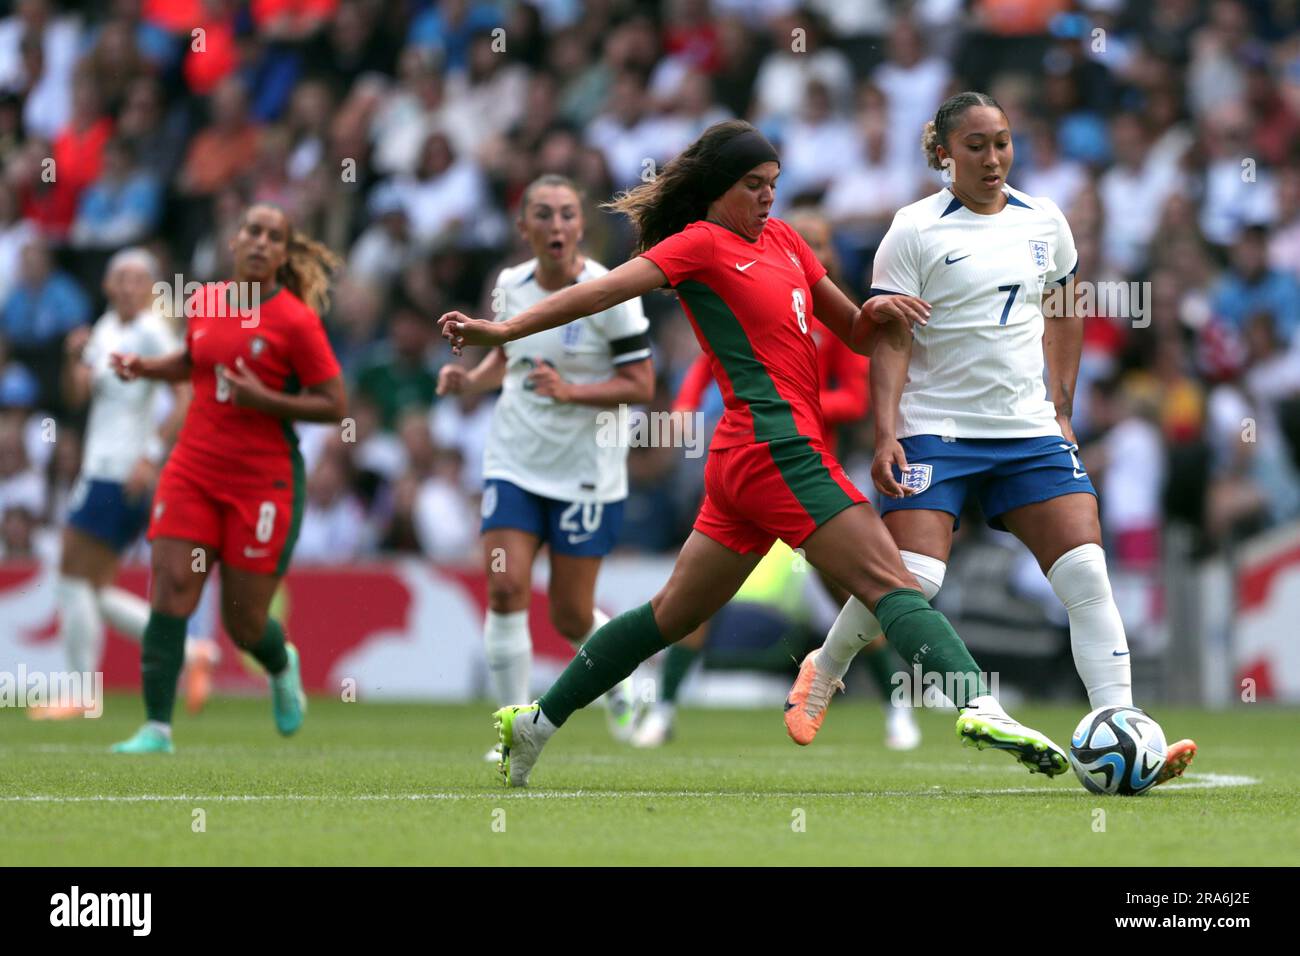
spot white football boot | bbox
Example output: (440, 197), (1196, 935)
(602, 673), (641, 742)
(494, 703), (555, 787)
(956, 697), (1069, 776)
(884, 703), (922, 751)
(630, 703), (675, 748)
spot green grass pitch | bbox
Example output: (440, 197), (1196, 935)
(2, 694), (1297, 866)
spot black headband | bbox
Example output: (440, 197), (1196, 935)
(701, 129), (780, 202)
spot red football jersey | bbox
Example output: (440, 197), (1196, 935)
(171, 284), (341, 481)
(673, 318), (868, 451)
(643, 218), (827, 451)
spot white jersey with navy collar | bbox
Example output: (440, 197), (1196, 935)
(482, 256), (651, 503)
(80, 309), (181, 481)
(870, 185), (1078, 439)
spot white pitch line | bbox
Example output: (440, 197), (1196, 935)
(1157, 772), (1260, 790)
(0, 773), (1258, 803)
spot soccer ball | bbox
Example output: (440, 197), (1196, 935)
(1068, 706), (1167, 796)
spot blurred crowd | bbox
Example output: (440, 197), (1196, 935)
(0, 0), (1298, 570)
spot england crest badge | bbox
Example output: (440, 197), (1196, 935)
(901, 463), (932, 494)
(1029, 240), (1049, 271)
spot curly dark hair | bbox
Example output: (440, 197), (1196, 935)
(603, 120), (768, 252)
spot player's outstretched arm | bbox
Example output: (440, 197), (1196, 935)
(440, 257), (667, 353)
(110, 349), (192, 383)
(810, 274), (861, 351)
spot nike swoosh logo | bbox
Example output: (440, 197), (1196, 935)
(1113, 650), (1130, 657)
(944, 254), (971, 265)
(783, 698), (796, 712)
(735, 260), (757, 271)
(244, 547), (269, 558)
(567, 534), (594, 544)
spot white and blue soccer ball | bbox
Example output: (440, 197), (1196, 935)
(1068, 706), (1167, 796)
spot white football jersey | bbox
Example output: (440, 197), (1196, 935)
(80, 309), (181, 481)
(482, 257), (651, 503)
(871, 185), (1078, 439)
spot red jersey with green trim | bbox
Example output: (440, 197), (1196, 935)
(171, 284), (340, 479)
(643, 217), (828, 450)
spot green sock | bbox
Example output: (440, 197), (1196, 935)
(861, 642), (899, 701)
(141, 611), (187, 724)
(659, 642), (698, 705)
(874, 589), (987, 707)
(248, 618), (289, 676)
(539, 602), (667, 726)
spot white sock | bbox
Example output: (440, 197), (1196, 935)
(580, 607), (611, 643)
(57, 575), (103, 674)
(1048, 543), (1133, 709)
(97, 586), (151, 641)
(533, 705), (558, 738)
(185, 636), (221, 663)
(484, 609), (531, 705)
(816, 551), (947, 679)
(145, 719), (172, 737)
(965, 694), (1003, 714)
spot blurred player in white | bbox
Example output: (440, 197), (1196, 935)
(437, 174), (654, 757)
(30, 248), (217, 719)
(789, 92), (1196, 784)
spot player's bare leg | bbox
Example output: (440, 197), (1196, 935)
(813, 568), (920, 749)
(180, 578), (219, 715)
(496, 532), (760, 786)
(631, 620), (708, 748)
(1002, 493), (1198, 780)
(35, 528), (120, 720)
(550, 553), (639, 740)
(798, 503), (1068, 774)
(810, 509), (952, 738)
(112, 538), (211, 753)
(481, 528), (543, 759)
(221, 564), (305, 736)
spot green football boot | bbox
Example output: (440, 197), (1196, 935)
(270, 643), (307, 736)
(110, 724), (175, 754)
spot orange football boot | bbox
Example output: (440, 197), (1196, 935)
(183, 641), (218, 715)
(26, 703), (91, 720)
(1156, 738), (1197, 785)
(784, 651), (844, 745)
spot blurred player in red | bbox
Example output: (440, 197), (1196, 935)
(633, 209), (920, 750)
(108, 204), (346, 753)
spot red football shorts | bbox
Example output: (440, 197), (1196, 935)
(148, 457), (302, 575)
(693, 436), (866, 554)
